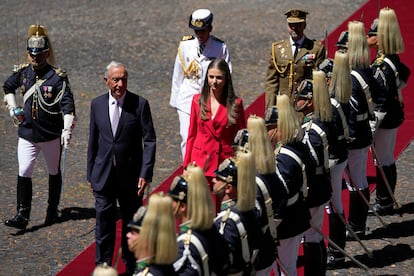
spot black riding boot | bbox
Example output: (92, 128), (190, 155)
(373, 164), (396, 214)
(327, 213), (346, 268)
(44, 172), (62, 225)
(5, 176), (32, 229)
(303, 241), (325, 276)
(347, 189), (369, 240)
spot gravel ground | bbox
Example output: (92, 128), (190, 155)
(1, 1), (413, 275)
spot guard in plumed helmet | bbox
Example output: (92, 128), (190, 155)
(325, 50), (352, 269)
(346, 21), (381, 240)
(170, 8), (232, 159)
(264, 8), (326, 107)
(3, 24), (76, 229)
(246, 115), (291, 275)
(295, 71), (337, 276)
(267, 94), (311, 276)
(370, 8), (410, 216)
(169, 165), (230, 276)
(213, 151), (263, 275)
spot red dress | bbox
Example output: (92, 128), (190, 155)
(184, 94), (246, 178)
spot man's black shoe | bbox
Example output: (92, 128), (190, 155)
(5, 213), (29, 229)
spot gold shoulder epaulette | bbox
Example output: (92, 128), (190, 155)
(211, 35), (224, 43)
(54, 67), (67, 77)
(272, 40), (285, 46)
(313, 40), (323, 46)
(12, 63), (29, 73)
(181, 35), (195, 41)
(373, 53), (385, 67)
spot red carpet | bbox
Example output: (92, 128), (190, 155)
(57, 0), (413, 275)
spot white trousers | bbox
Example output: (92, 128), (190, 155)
(177, 109), (190, 160)
(373, 127), (397, 166)
(347, 146), (369, 190)
(275, 233), (303, 276)
(327, 160), (348, 214)
(18, 137), (60, 177)
(303, 204), (326, 243)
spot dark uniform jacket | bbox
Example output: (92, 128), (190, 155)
(329, 99), (350, 164)
(87, 90), (156, 192)
(214, 204), (262, 274)
(302, 117), (335, 208)
(371, 53), (409, 129)
(348, 68), (376, 150)
(275, 142), (311, 240)
(3, 64), (75, 142)
(175, 226), (230, 276)
(265, 37), (325, 107)
(254, 173), (283, 270)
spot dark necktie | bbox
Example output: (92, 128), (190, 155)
(111, 100), (120, 135)
(198, 44), (205, 57)
(293, 43), (300, 59)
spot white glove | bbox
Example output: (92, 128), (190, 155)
(370, 111), (387, 136)
(4, 93), (17, 118)
(274, 219), (282, 228)
(328, 158), (338, 168)
(61, 114), (76, 148)
(369, 119), (377, 136)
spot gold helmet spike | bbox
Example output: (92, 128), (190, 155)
(27, 24), (48, 38)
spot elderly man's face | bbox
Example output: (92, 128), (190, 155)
(105, 65), (128, 99)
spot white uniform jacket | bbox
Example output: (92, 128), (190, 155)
(170, 35), (231, 114)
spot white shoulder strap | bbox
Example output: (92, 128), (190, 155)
(255, 176), (277, 239)
(174, 230), (209, 275)
(384, 57), (403, 102)
(302, 121), (329, 170)
(189, 234), (209, 276)
(23, 78), (46, 104)
(351, 70), (375, 115)
(330, 98), (349, 140)
(278, 147), (307, 198)
(227, 211), (250, 264)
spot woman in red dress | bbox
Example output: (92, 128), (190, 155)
(184, 58), (245, 195)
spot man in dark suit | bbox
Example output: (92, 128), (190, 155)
(265, 9), (326, 107)
(87, 61), (156, 275)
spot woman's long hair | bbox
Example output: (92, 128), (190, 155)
(378, 7), (404, 54)
(186, 164), (215, 230)
(276, 94), (302, 144)
(348, 21), (370, 69)
(313, 70), (333, 122)
(329, 50), (352, 103)
(247, 115), (276, 174)
(199, 59), (239, 126)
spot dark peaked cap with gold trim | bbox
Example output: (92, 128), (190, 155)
(189, 9), (213, 30)
(285, 9), (308, 23)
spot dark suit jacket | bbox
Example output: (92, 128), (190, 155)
(87, 90), (156, 192)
